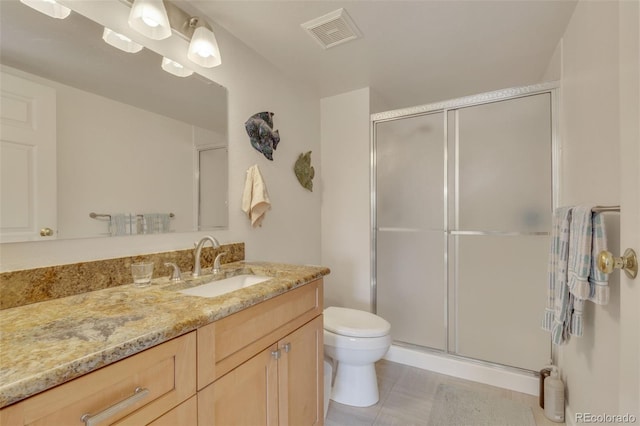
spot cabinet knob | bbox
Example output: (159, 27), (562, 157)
(271, 350), (281, 360)
(282, 343), (291, 353)
(40, 227), (54, 237)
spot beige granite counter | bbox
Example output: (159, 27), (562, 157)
(0, 261), (330, 408)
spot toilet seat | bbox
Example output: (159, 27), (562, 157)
(324, 307), (391, 338)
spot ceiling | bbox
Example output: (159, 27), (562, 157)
(189, 0), (577, 111)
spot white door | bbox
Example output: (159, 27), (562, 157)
(0, 69), (57, 242)
(618, 0), (639, 415)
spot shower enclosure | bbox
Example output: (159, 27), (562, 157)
(372, 84), (557, 372)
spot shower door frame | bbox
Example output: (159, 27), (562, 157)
(370, 82), (559, 373)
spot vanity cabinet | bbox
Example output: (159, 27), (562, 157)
(197, 279), (324, 425)
(0, 332), (196, 425)
(0, 279), (324, 426)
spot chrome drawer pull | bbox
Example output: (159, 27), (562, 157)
(80, 387), (149, 426)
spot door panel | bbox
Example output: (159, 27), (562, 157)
(198, 345), (278, 426)
(278, 316), (323, 426)
(0, 70), (57, 242)
(456, 94), (552, 233)
(375, 112), (446, 351)
(454, 235), (551, 370)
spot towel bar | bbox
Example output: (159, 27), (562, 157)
(598, 248), (637, 279)
(592, 205), (620, 213)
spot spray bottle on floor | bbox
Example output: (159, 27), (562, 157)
(543, 366), (565, 423)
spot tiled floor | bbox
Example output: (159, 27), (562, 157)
(325, 360), (563, 426)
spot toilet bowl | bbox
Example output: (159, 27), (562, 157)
(323, 307), (391, 407)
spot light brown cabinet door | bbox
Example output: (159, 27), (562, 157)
(278, 316), (323, 426)
(198, 344), (279, 426)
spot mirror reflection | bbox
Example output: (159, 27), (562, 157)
(0, 0), (228, 242)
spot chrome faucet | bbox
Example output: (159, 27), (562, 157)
(193, 236), (220, 278)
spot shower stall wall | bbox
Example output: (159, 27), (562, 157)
(372, 84), (557, 372)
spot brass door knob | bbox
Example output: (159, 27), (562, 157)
(40, 227), (54, 237)
(597, 248), (638, 279)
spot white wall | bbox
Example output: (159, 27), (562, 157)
(553, 0), (638, 421)
(56, 81), (196, 238)
(0, 4), (321, 271)
(320, 88), (372, 311)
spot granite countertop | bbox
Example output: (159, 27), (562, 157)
(0, 261), (330, 408)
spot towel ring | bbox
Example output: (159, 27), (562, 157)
(597, 248), (638, 279)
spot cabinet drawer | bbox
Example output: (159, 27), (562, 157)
(1, 332), (196, 426)
(146, 395), (197, 426)
(197, 279), (323, 388)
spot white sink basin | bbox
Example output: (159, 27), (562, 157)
(178, 274), (271, 298)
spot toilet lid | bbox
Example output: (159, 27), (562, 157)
(324, 307), (391, 338)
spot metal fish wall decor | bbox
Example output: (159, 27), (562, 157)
(294, 151), (314, 191)
(244, 112), (280, 160)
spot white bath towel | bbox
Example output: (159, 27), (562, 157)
(242, 164), (271, 227)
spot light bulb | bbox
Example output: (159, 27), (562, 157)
(102, 28), (144, 53)
(162, 57), (194, 77)
(20, 0), (71, 19)
(128, 0), (171, 40)
(187, 26), (222, 68)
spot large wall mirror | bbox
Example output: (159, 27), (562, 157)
(0, 0), (228, 242)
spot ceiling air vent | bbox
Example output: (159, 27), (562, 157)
(301, 8), (362, 49)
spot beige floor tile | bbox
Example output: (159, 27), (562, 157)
(326, 360), (564, 426)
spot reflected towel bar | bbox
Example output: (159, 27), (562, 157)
(89, 212), (175, 220)
(89, 212), (111, 220)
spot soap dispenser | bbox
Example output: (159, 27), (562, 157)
(543, 366), (565, 423)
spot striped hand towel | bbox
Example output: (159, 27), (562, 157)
(566, 205), (609, 336)
(542, 207), (572, 345)
(588, 212), (609, 304)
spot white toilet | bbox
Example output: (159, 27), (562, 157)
(323, 306), (391, 407)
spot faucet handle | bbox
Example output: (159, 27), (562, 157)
(164, 262), (183, 281)
(213, 252), (227, 274)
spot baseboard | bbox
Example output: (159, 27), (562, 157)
(383, 344), (539, 396)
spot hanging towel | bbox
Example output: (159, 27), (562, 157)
(588, 212), (609, 305)
(110, 213), (128, 236)
(542, 206), (572, 345)
(242, 164), (271, 227)
(543, 205), (610, 344)
(567, 205), (596, 300)
(566, 205), (609, 336)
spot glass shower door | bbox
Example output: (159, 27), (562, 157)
(450, 93), (552, 370)
(375, 112), (446, 350)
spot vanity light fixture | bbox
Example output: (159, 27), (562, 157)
(161, 57), (193, 77)
(187, 20), (222, 68)
(128, 0), (171, 40)
(19, 0), (71, 19)
(102, 28), (144, 53)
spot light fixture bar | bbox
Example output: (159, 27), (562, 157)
(119, 0), (222, 68)
(119, 0), (212, 40)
